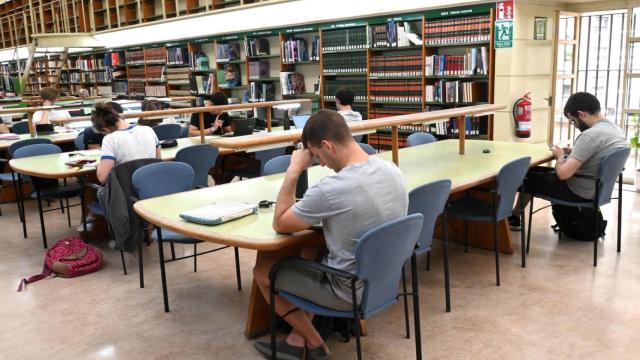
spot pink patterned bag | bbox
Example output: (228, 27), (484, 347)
(17, 236), (103, 292)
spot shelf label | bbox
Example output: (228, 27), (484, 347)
(495, 20), (514, 48)
(284, 26), (317, 34)
(425, 3), (492, 18)
(323, 21), (367, 30)
(248, 30), (274, 37)
(219, 35), (241, 41)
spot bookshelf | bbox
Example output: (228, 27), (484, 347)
(245, 32), (280, 103)
(279, 27), (321, 113)
(215, 36), (247, 100)
(22, 55), (63, 96)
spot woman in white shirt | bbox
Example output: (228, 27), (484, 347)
(32, 87), (71, 124)
(92, 104), (161, 184)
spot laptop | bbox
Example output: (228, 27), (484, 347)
(35, 123), (55, 135)
(292, 114), (311, 129)
(222, 117), (258, 137)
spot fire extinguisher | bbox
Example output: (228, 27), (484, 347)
(513, 92), (532, 138)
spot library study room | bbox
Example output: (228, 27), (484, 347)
(1, 0), (639, 359)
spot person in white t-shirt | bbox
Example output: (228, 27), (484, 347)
(91, 104), (161, 184)
(335, 86), (363, 122)
(32, 87), (71, 124)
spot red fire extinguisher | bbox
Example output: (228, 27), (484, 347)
(513, 92), (532, 138)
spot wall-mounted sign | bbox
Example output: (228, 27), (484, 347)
(534, 17), (547, 40)
(495, 20), (514, 48)
(496, 1), (514, 21)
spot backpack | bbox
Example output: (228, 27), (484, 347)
(17, 236), (103, 292)
(551, 204), (607, 242)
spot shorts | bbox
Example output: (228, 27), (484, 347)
(524, 167), (590, 202)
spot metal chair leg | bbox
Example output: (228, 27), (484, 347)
(401, 265), (410, 339)
(11, 171), (23, 223)
(18, 174), (27, 238)
(492, 194), (500, 286)
(139, 239), (144, 288)
(170, 241), (176, 260)
(269, 280), (277, 360)
(520, 187), (526, 268)
(59, 198), (64, 214)
(526, 197), (534, 254)
(617, 173), (622, 253)
(193, 243), (197, 272)
(34, 183), (47, 248)
(351, 284), (362, 360)
(65, 197), (71, 227)
(234, 247), (242, 291)
(411, 253), (422, 360)
(156, 228), (170, 312)
(442, 210), (451, 313)
(425, 252), (431, 271)
(464, 220), (469, 253)
(120, 249), (128, 275)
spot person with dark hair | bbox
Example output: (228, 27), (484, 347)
(252, 109), (407, 359)
(83, 101), (124, 149)
(508, 91), (628, 230)
(92, 103), (160, 184)
(335, 86), (362, 122)
(188, 92), (232, 137)
(32, 87), (70, 125)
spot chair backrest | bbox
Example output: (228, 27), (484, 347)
(13, 143), (61, 159)
(495, 156), (531, 220)
(597, 147), (631, 206)
(407, 132), (437, 147)
(179, 125), (189, 138)
(263, 155), (292, 176)
(408, 179), (452, 252)
(8, 138), (54, 158)
(11, 121), (30, 135)
(74, 131), (85, 151)
(358, 142), (376, 155)
(355, 214), (423, 317)
(132, 161), (194, 200)
(153, 123), (182, 141)
(255, 147), (287, 175)
(175, 144), (219, 188)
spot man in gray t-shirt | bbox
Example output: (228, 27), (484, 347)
(252, 109), (407, 360)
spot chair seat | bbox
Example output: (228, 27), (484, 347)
(152, 228), (202, 244)
(448, 196), (496, 222)
(414, 244), (432, 256)
(32, 183), (82, 199)
(0, 173), (30, 183)
(87, 201), (104, 216)
(278, 290), (356, 318)
(535, 194), (594, 208)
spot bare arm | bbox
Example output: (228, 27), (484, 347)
(156, 147), (162, 159)
(272, 149), (313, 233)
(36, 110), (50, 125)
(552, 146), (583, 180)
(97, 159), (115, 184)
(0, 123), (8, 134)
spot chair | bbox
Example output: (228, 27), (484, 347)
(406, 179), (452, 314)
(74, 130), (85, 151)
(175, 144), (219, 188)
(152, 123), (182, 141)
(269, 214), (424, 360)
(179, 125), (189, 138)
(0, 138), (54, 237)
(407, 132), (437, 147)
(13, 144), (83, 248)
(229, 147), (287, 179)
(263, 155), (292, 176)
(132, 161), (242, 312)
(11, 121), (30, 135)
(447, 156), (531, 286)
(358, 142), (376, 155)
(526, 147), (630, 267)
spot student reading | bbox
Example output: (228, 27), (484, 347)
(83, 102), (123, 149)
(92, 104), (160, 184)
(188, 92), (232, 137)
(32, 87), (71, 124)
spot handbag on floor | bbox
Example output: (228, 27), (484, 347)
(551, 205), (607, 241)
(17, 236), (103, 292)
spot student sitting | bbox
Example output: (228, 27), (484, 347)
(138, 100), (177, 127)
(335, 86), (363, 122)
(188, 92), (232, 137)
(0, 117), (9, 134)
(83, 102), (123, 150)
(509, 92), (629, 230)
(92, 104), (160, 184)
(253, 109), (408, 359)
(32, 87), (71, 125)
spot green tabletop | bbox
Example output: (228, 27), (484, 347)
(133, 140), (553, 251)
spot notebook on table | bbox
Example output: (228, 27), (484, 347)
(179, 201), (258, 225)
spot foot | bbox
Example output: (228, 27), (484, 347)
(306, 344), (331, 360)
(508, 214), (521, 231)
(254, 339), (305, 360)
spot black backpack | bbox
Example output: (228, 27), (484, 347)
(551, 204), (607, 241)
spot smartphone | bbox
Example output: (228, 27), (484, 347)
(295, 142), (304, 150)
(548, 143), (555, 150)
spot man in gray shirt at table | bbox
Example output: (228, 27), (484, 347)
(253, 109), (408, 360)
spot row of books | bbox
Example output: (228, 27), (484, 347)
(245, 38), (270, 57)
(129, 82), (146, 96)
(144, 48), (166, 64)
(322, 27), (368, 51)
(279, 72), (306, 95)
(323, 53), (366, 73)
(216, 43), (241, 62)
(191, 52), (210, 70)
(370, 53), (422, 77)
(425, 15), (491, 45)
(146, 66), (165, 81)
(426, 80), (482, 103)
(167, 47), (189, 66)
(33, 60), (59, 70)
(67, 58), (104, 71)
(145, 85), (167, 97)
(281, 37), (318, 63)
(248, 82), (276, 102)
(248, 61), (270, 80)
(193, 74), (217, 94)
(96, 70), (110, 82)
(425, 47), (488, 76)
(369, 21), (422, 48)
(323, 79), (367, 101)
(370, 79), (422, 102)
(96, 85), (111, 96)
(167, 67), (190, 85)
(105, 52), (126, 67)
(112, 81), (128, 95)
(125, 50), (145, 65)
(369, 105), (422, 119)
(128, 68), (146, 80)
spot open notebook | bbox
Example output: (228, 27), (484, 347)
(179, 201), (258, 225)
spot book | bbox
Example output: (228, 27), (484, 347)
(179, 201), (258, 225)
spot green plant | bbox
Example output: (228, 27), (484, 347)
(630, 113), (639, 168)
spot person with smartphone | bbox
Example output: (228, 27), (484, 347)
(188, 92), (232, 137)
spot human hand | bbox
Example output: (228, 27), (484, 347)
(551, 145), (564, 159)
(288, 148), (313, 174)
(562, 147), (572, 155)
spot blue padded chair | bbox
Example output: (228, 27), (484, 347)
(132, 161), (242, 313)
(0, 138), (53, 226)
(152, 123), (182, 141)
(526, 147), (630, 267)
(74, 130), (85, 151)
(175, 144), (219, 188)
(406, 179), (452, 315)
(269, 214), (424, 360)
(407, 132), (437, 147)
(448, 156), (531, 286)
(11, 121), (30, 134)
(179, 125), (189, 138)
(358, 142), (376, 155)
(229, 147), (287, 179)
(263, 155), (292, 176)
(13, 143), (82, 248)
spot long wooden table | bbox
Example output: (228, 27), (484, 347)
(0, 129), (82, 151)
(132, 139), (553, 338)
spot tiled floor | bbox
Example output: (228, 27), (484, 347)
(1, 188), (639, 359)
